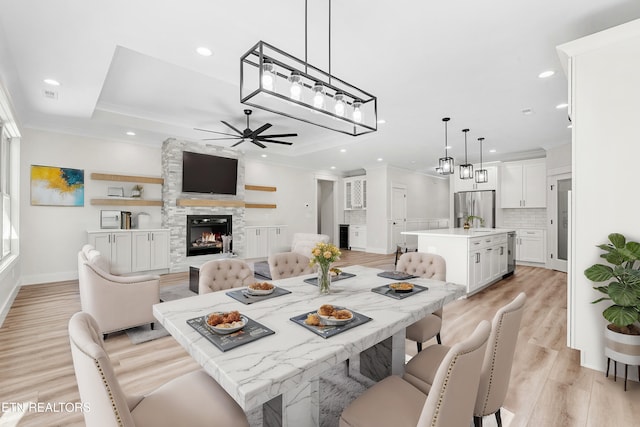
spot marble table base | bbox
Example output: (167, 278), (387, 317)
(264, 377), (320, 427)
(359, 330), (406, 381)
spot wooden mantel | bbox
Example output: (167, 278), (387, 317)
(176, 199), (276, 209)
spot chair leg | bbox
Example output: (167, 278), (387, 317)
(103, 333), (107, 340)
(436, 332), (442, 345)
(473, 415), (482, 427)
(606, 357), (610, 377)
(495, 409), (502, 427)
(150, 322), (155, 330)
(614, 360), (617, 382)
(624, 364), (628, 391)
(416, 342), (422, 352)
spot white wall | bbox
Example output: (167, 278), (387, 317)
(546, 143), (571, 172)
(388, 166), (449, 219)
(20, 129), (162, 284)
(559, 19), (640, 371)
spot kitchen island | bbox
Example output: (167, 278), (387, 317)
(402, 228), (515, 294)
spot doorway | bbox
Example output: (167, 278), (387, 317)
(547, 173), (571, 272)
(391, 185), (407, 250)
(317, 179), (336, 242)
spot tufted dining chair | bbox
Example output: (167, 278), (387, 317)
(198, 259), (255, 294)
(339, 320), (491, 427)
(403, 292), (526, 427)
(68, 312), (249, 427)
(396, 252), (447, 351)
(268, 251), (315, 279)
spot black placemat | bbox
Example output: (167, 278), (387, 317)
(376, 271), (418, 280)
(303, 272), (356, 286)
(290, 308), (371, 339)
(371, 283), (429, 300)
(187, 315), (275, 352)
(225, 287), (291, 305)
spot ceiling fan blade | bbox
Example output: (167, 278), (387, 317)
(231, 140), (245, 147)
(221, 121), (243, 135)
(259, 139), (294, 146)
(257, 133), (298, 138)
(251, 139), (267, 149)
(201, 137), (243, 141)
(250, 123), (272, 138)
(194, 128), (240, 137)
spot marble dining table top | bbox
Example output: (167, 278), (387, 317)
(153, 265), (465, 411)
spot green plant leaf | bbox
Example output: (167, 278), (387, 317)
(584, 264), (613, 282)
(609, 233), (626, 249)
(603, 305), (639, 327)
(593, 286), (610, 295)
(591, 296), (611, 304)
(627, 241), (640, 259)
(596, 244), (615, 253)
(603, 251), (625, 265)
(608, 281), (638, 306)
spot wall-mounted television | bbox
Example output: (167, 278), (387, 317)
(182, 151), (238, 195)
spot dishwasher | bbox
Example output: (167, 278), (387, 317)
(505, 231), (516, 277)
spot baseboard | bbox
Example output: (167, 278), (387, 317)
(0, 281), (20, 327)
(20, 270), (78, 286)
(365, 246), (390, 255)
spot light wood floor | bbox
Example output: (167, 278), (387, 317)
(1, 251), (639, 426)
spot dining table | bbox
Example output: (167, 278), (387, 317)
(153, 265), (465, 427)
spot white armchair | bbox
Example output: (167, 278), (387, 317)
(78, 246), (159, 336)
(291, 233), (330, 257)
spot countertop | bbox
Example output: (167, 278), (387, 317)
(402, 228), (515, 238)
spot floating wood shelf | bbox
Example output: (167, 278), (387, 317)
(91, 173), (164, 185)
(245, 184), (277, 192)
(177, 199), (245, 208)
(91, 199), (163, 207)
(245, 203), (277, 209)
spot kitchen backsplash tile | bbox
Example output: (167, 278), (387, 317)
(501, 208), (547, 229)
(344, 209), (366, 225)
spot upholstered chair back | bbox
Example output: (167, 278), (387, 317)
(268, 252), (314, 279)
(475, 292), (527, 419)
(417, 320), (491, 427)
(397, 252), (446, 281)
(291, 233), (330, 257)
(198, 259), (255, 294)
(69, 312), (138, 426)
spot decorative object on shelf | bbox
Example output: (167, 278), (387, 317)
(309, 242), (341, 294)
(239, 0), (376, 136)
(584, 232), (640, 391)
(475, 137), (489, 183)
(459, 128), (473, 179)
(30, 164), (84, 207)
(130, 184), (143, 198)
(107, 187), (124, 197)
(437, 118), (454, 175)
(463, 215), (485, 229)
(100, 210), (121, 229)
(195, 109), (297, 148)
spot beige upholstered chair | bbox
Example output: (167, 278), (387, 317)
(397, 252), (447, 351)
(69, 312), (249, 427)
(403, 292), (526, 427)
(268, 251), (315, 279)
(198, 259), (255, 294)
(78, 247), (159, 336)
(339, 320), (491, 427)
(291, 232), (330, 257)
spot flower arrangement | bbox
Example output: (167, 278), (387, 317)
(309, 242), (341, 294)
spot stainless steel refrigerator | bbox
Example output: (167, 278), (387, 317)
(453, 190), (496, 228)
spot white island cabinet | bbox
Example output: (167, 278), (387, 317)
(402, 228), (514, 295)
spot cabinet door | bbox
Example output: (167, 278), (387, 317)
(523, 162), (546, 208)
(453, 174), (476, 192)
(468, 251), (482, 292)
(518, 236), (545, 262)
(131, 231), (151, 272)
(481, 248), (492, 284)
(344, 180), (353, 210)
(498, 244), (508, 275)
(150, 231), (169, 270)
(489, 245), (502, 280)
(362, 179), (367, 209)
(352, 179), (364, 208)
(246, 228), (269, 258)
(267, 226), (288, 255)
(500, 163), (523, 208)
(111, 233), (132, 274)
(89, 232), (112, 263)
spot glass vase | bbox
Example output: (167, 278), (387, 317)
(318, 263), (331, 294)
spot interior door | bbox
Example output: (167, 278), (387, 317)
(391, 185), (407, 250)
(547, 173), (572, 272)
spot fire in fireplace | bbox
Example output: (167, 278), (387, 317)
(186, 215), (232, 257)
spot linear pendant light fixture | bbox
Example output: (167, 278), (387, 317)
(240, 0), (377, 136)
(459, 128), (473, 179)
(437, 117), (454, 175)
(475, 137), (489, 183)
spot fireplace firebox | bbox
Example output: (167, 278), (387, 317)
(186, 215), (232, 257)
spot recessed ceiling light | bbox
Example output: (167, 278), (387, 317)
(521, 108), (534, 115)
(196, 47), (213, 57)
(330, 166), (336, 169)
(126, 131), (136, 136)
(567, 124), (573, 129)
(261, 154), (267, 158)
(556, 103), (568, 109)
(43, 78), (60, 86)
(489, 149), (497, 153)
(377, 158), (383, 162)
(538, 70), (555, 79)
(377, 119), (386, 124)
(445, 145), (452, 149)
(340, 148), (346, 153)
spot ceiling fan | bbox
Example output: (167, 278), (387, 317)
(195, 109), (297, 148)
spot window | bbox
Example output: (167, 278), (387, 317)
(0, 125), (11, 259)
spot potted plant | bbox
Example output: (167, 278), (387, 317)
(584, 232), (640, 387)
(463, 215), (484, 230)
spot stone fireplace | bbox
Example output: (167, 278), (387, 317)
(186, 215), (232, 257)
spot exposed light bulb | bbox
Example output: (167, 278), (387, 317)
(262, 60), (276, 91)
(289, 72), (302, 101)
(334, 93), (346, 117)
(353, 100), (363, 123)
(313, 82), (325, 109)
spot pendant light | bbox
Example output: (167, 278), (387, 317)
(475, 137), (488, 183)
(438, 117), (454, 175)
(459, 128), (473, 179)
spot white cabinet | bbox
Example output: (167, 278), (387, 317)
(349, 225), (367, 250)
(468, 250), (483, 293)
(500, 159), (546, 208)
(466, 233), (509, 293)
(132, 230), (169, 272)
(516, 229), (545, 263)
(245, 225), (288, 258)
(344, 176), (367, 210)
(88, 231), (132, 274)
(452, 165), (498, 192)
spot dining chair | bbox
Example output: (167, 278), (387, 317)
(198, 259), (255, 294)
(268, 251), (315, 279)
(68, 312), (249, 427)
(339, 320), (491, 427)
(396, 251), (446, 351)
(403, 292), (527, 427)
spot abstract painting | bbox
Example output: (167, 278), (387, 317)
(31, 165), (84, 206)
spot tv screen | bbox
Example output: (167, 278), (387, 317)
(182, 151), (238, 195)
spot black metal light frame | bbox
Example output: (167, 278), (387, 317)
(475, 137), (488, 183)
(438, 117), (454, 175)
(459, 128), (473, 179)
